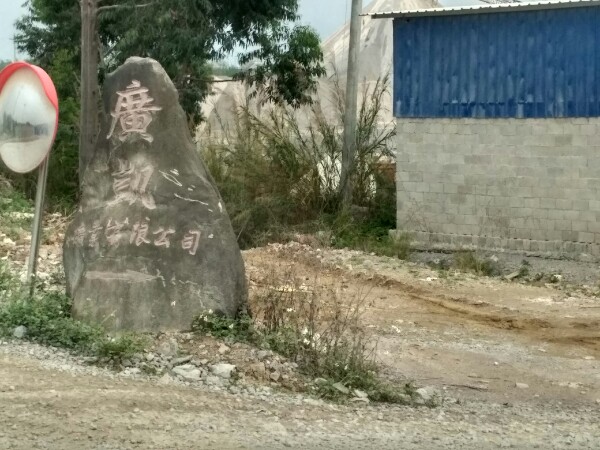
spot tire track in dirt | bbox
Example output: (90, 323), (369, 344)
(353, 271), (600, 356)
(247, 249), (600, 357)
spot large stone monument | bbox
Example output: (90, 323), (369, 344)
(64, 57), (247, 332)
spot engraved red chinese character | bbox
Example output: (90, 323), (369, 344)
(111, 158), (156, 210)
(130, 218), (151, 246)
(105, 218), (130, 247)
(153, 227), (176, 248)
(88, 220), (103, 248)
(107, 80), (162, 143)
(181, 230), (201, 256)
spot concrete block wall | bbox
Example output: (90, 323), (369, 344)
(395, 117), (600, 259)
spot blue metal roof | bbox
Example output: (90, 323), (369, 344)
(368, 0), (600, 18)
(392, 3), (600, 118)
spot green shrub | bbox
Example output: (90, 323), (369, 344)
(0, 261), (15, 293)
(97, 333), (147, 359)
(201, 74), (396, 249)
(0, 267), (145, 359)
(192, 310), (254, 341)
(193, 268), (417, 404)
(330, 211), (411, 260)
(0, 178), (34, 240)
(453, 251), (500, 277)
(517, 260), (531, 279)
(0, 289), (103, 352)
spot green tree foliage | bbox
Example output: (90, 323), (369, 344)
(12, 0), (325, 207)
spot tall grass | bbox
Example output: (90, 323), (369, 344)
(201, 74), (397, 248)
(193, 267), (418, 403)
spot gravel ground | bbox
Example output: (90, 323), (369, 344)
(410, 249), (600, 287)
(1, 340), (600, 449)
(3, 215), (600, 448)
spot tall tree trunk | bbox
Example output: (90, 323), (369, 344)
(79, 0), (99, 185)
(340, 0), (363, 210)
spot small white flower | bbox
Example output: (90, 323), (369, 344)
(286, 308), (294, 313)
(207, 309), (213, 315)
(228, 323), (234, 329)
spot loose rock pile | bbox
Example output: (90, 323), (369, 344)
(0, 212), (66, 282)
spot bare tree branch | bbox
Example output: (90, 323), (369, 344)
(209, 79), (237, 84)
(97, 2), (156, 13)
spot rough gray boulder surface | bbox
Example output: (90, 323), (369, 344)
(63, 57), (247, 332)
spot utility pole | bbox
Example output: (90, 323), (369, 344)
(340, 0), (362, 210)
(79, 0), (100, 184)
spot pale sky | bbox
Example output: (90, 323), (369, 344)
(0, 0), (475, 61)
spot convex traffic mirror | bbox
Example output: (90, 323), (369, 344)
(0, 62), (58, 173)
(0, 62), (59, 292)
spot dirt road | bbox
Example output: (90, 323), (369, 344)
(247, 244), (600, 406)
(1, 243), (600, 448)
(1, 342), (599, 450)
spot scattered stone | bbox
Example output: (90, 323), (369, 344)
(583, 356), (595, 360)
(63, 57), (248, 332)
(515, 383), (529, 389)
(353, 389), (369, 399)
(157, 339), (179, 357)
(82, 357), (98, 365)
(210, 363), (236, 379)
(145, 353), (155, 362)
(205, 375), (224, 386)
(247, 362), (267, 379)
(504, 271), (521, 281)
(397, 394), (412, 404)
(158, 373), (173, 385)
(257, 350), (271, 361)
(303, 398), (324, 406)
(171, 355), (192, 366)
(13, 326), (27, 339)
(218, 344), (231, 355)
(263, 422), (288, 435)
(415, 387), (437, 403)
(270, 371), (281, 382)
(332, 382), (350, 395)
(2, 237), (15, 247)
(350, 397), (370, 404)
(172, 364), (201, 382)
(313, 378), (328, 385)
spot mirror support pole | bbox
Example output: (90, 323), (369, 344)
(27, 155), (50, 295)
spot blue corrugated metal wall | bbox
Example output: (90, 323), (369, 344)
(393, 7), (600, 118)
